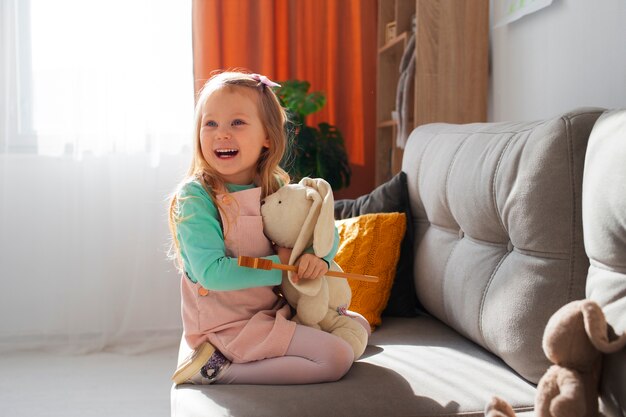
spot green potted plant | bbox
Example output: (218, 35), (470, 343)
(274, 80), (351, 191)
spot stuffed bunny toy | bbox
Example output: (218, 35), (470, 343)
(261, 177), (368, 360)
(485, 299), (626, 417)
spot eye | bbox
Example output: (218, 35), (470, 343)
(205, 120), (217, 127)
(278, 201), (281, 204)
(232, 119), (246, 126)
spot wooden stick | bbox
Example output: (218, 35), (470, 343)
(238, 256), (379, 283)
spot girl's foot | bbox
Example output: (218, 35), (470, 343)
(172, 342), (231, 385)
(188, 350), (231, 384)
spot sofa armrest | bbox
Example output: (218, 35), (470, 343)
(582, 109), (626, 417)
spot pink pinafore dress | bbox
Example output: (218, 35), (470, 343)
(180, 187), (296, 363)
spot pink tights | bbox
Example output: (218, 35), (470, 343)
(216, 313), (370, 385)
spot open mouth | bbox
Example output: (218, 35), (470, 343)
(214, 149), (239, 159)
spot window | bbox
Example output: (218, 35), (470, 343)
(1, 0), (193, 159)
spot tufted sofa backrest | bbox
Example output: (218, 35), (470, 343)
(403, 108), (603, 383)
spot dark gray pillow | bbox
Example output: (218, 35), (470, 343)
(334, 172), (419, 317)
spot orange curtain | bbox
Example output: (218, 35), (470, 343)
(192, 0), (377, 198)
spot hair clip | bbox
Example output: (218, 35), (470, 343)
(251, 73), (281, 88)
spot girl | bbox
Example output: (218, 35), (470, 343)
(168, 71), (369, 385)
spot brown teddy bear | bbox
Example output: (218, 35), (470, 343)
(485, 299), (626, 417)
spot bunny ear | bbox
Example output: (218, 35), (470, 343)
(582, 300), (626, 354)
(299, 177), (335, 257)
(288, 183), (323, 296)
(289, 188), (320, 264)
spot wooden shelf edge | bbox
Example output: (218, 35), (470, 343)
(378, 31), (408, 54)
(377, 119), (397, 128)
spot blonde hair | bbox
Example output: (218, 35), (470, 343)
(168, 70), (290, 268)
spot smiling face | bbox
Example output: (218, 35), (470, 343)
(199, 86), (270, 185)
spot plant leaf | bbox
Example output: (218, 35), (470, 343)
(274, 80), (351, 190)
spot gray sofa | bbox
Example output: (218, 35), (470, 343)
(171, 108), (626, 417)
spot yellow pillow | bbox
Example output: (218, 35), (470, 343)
(334, 212), (406, 331)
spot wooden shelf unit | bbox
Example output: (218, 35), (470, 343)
(375, 0), (489, 186)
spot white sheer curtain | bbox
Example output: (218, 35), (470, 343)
(0, 0), (193, 353)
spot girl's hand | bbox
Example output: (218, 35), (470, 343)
(292, 253), (328, 283)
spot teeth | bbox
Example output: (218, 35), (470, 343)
(215, 148), (239, 158)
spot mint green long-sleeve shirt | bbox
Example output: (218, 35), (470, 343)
(176, 180), (339, 291)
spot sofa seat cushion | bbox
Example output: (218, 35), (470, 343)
(402, 108), (604, 383)
(171, 316), (535, 417)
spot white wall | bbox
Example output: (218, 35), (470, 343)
(489, 0), (626, 122)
